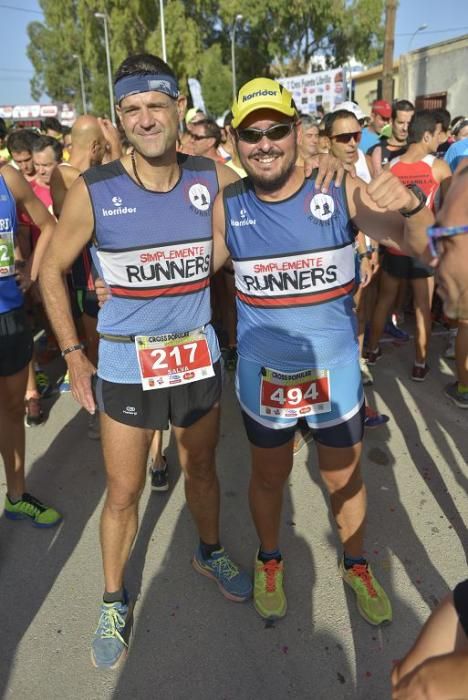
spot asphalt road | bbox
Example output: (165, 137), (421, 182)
(1, 330), (467, 700)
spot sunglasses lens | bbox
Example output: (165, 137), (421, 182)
(237, 123), (293, 144)
(335, 132), (361, 144)
(267, 124), (292, 140)
(238, 129), (263, 144)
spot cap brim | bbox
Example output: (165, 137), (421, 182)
(232, 102), (296, 129)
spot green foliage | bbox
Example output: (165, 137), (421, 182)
(200, 44), (232, 117)
(27, 0), (384, 118)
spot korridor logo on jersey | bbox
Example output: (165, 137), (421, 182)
(189, 184), (211, 212)
(310, 193), (334, 221)
(230, 208), (256, 227)
(102, 195), (136, 217)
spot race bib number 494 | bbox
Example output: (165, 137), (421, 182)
(135, 328), (214, 391)
(260, 368), (331, 418)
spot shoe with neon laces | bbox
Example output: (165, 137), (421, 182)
(192, 547), (252, 602)
(445, 382), (468, 409)
(59, 370), (71, 393)
(35, 369), (52, 397)
(254, 555), (287, 620)
(4, 492), (62, 528)
(91, 596), (133, 669)
(340, 559), (392, 625)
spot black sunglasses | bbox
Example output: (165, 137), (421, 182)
(236, 122), (295, 144)
(330, 131), (362, 144)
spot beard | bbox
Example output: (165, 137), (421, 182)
(240, 144), (297, 192)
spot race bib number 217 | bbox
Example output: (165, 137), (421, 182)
(135, 328), (214, 391)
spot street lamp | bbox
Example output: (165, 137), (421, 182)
(94, 12), (115, 124)
(231, 14), (243, 102)
(72, 53), (87, 115)
(408, 23), (428, 51)
(158, 0), (167, 63)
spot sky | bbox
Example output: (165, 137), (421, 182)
(1, 0), (468, 106)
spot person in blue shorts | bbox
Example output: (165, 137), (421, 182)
(211, 77), (433, 625)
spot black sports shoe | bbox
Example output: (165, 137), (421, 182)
(150, 456), (169, 492)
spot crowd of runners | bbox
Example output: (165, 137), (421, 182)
(1, 51), (468, 696)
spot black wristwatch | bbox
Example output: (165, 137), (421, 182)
(399, 184), (426, 218)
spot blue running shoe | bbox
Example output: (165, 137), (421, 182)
(91, 597), (132, 669)
(364, 406), (390, 429)
(192, 547), (252, 602)
(384, 321), (410, 342)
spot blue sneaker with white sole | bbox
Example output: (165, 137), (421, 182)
(192, 547), (252, 602)
(91, 596), (132, 669)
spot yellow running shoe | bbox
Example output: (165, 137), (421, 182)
(340, 560), (392, 625)
(254, 555), (287, 620)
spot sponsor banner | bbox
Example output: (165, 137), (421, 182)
(0, 103), (77, 125)
(97, 239), (212, 299)
(279, 68), (344, 114)
(233, 243), (354, 307)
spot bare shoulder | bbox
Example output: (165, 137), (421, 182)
(433, 157), (452, 182)
(0, 163), (26, 196)
(59, 175), (93, 219)
(60, 163), (81, 188)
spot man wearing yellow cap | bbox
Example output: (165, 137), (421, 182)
(211, 77), (433, 625)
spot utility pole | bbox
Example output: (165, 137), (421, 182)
(382, 0), (397, 102)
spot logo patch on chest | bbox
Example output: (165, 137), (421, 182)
(188, 183), (211, 212)
(309, 193), (335, 221)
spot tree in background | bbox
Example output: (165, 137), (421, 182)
(27, 0), (384, 118)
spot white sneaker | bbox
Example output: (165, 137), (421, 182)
(360, 358), (373, 386)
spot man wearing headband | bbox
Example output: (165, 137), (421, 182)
(211, 77), (433, 625)
(40, 53), (250, 669)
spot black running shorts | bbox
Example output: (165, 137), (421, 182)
(241, 401), (365, 449)
(454, 579), (468, 637)
(382, 249), (434, 280)
(0, 306), (33, 377)
(93, 361), (222, 429)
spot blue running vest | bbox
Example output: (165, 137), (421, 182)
(82, 155), (220, 383)
(224, 175), (358, 370)
(0, 174), (22, 314)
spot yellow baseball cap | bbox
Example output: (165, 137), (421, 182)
(231, 78), (296, 129)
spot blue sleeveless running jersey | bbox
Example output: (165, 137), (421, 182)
(0, 173), (22, 314)
(82, 155), (220, 383)
(224, 175), (358, 370)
